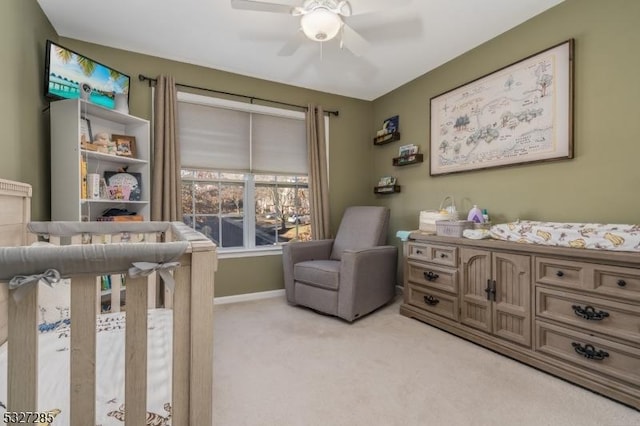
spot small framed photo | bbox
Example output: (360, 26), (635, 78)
(112, 134), (136, 158)
(399, 144), (418, 157)
(80, 117), (93, 144)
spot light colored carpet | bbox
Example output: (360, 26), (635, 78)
(213, 296), (639, 426)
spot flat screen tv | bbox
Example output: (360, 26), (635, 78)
(44, 39), (130, 110)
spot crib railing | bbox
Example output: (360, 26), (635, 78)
(5, 221), (216, 426)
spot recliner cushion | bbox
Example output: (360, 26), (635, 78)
(294, 260), (341, 290)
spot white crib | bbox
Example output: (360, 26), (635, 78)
(0, 178), (216, 425)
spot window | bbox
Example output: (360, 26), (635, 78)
(178, 92), (321, 252)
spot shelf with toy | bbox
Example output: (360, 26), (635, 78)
(373, 131), (401, 145)
(393, 153), (424, 166)
(50, 98), (150, 221)
(374, 185), (401, 194)
(373, 115), (400, 145)
(81, 149), (148, 165)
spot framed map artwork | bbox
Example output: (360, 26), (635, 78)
(429, 40), (574, 176)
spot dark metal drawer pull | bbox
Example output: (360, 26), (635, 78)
(571, 342), (609, 361)
(556, 270), (564, 277)
(440, 253), (447, 258)
(416, 249), (423, 255)
(423, 295), (440, 306)
(424, 271), (439, 281)
(572, 305), (610, 321)
(617, 279), (627, 287)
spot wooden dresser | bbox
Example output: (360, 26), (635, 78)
(400, 232), (640, 410)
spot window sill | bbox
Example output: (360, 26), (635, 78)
(217, 246), (283, 259)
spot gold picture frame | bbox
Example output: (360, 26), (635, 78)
(112, 134), (136, 158)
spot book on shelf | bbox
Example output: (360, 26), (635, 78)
(80, 157), (87, 199)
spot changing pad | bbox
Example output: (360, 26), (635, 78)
(490, 221), (640, 252)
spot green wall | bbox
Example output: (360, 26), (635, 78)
(372, 0), (640, 252)
(215, 255), (284, 297)
(8, 0), (638, 296)
(0, 3), (373, 296)
(0, 0), (57, 220)
(56, 38), (374, 297)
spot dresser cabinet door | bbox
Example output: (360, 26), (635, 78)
(460, 248), (492, 333)
(461, 248), (532, 346)
(492, 252), (531, 347)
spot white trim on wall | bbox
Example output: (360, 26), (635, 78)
(214, 289), (285, 305)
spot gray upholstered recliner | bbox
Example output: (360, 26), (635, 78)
(282, 206), (398, 322)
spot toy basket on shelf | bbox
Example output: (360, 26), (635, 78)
(436, 220), (473, 237)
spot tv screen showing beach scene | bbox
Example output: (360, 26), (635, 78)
(45, 40), (130, 110)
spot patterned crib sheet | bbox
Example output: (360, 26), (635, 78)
(490, 221), (640, 252)
(0, 309), (174, 425)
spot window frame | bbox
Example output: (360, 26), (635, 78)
(181, 171), (310, 256)
(177, 92), (327, 257)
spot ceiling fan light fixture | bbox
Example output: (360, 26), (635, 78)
(300, 8), (342, 42)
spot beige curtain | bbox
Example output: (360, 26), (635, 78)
(151, 75), (182, 221)
(306, 104), (331, 239)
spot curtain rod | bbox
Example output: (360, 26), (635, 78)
(138, 74), (339, 117)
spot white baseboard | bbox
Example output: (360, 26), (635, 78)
(214, 289), (285, 305)
(215, 286), (403, 305)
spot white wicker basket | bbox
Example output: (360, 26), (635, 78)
(419, 195), (457, 232)
(436, 220), (473, 237)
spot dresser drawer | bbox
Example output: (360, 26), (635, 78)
(407, 284), (458, 321)
(535, 257), (587, 290)
(536, 321), (640, 387)
(407, 242), (457, 267)
(536, 287), (640, 344)
(407, 260), (458, 293)
(593, 264), (640, 303)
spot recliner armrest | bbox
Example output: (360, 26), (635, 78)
(282, 239), (334, 304)
(340, 246), (398, 274)
(338, 245), (398, 321)
(341, 245), (397, 256)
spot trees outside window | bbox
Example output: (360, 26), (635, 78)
(182, 170), (311, 249)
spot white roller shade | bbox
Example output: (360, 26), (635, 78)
(178, 101), (250, 171)
(252, 113), (307, 174)
(177, 92), (308, 175)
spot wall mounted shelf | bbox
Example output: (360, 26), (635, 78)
(393, 153), (424, 166)
(373, 131), (401, 145)
(374, 185), (401, 194)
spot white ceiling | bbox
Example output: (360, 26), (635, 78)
(37, 0), (565, 101)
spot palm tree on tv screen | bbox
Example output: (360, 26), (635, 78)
(55, 46), (129, 97)
(55, 46), (96, 77)
(109, 70), (129, 94)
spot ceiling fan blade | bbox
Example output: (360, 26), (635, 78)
(277, 31), (307, 56)
(340, 23), (368, 57)
(346, 16), (423, 42)
(230, 0), (294, 14)
(349, 0), (411, 16)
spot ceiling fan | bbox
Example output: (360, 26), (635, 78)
(231, 0), (406, 57)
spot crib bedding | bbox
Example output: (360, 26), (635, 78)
(0, 308), (174, 425)
(490, 220), (640, 252)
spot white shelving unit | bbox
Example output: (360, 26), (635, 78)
(50, 98), (151, 221)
